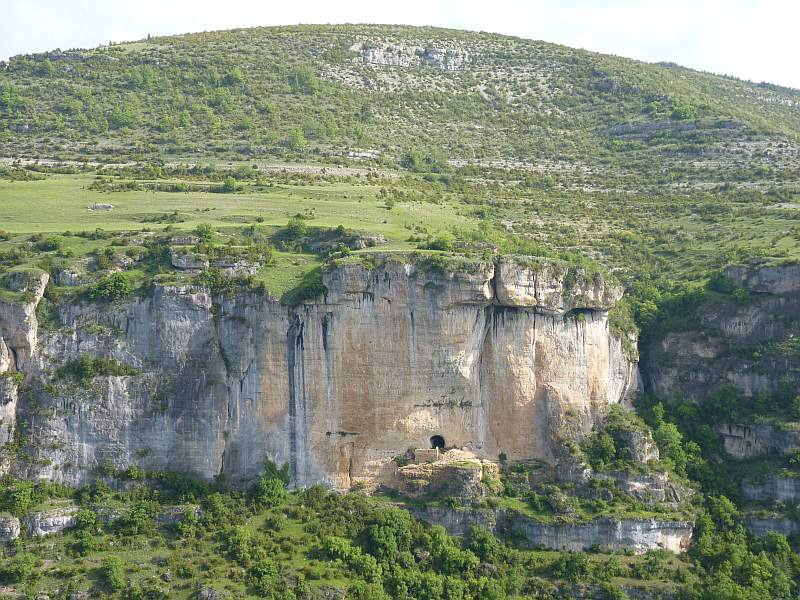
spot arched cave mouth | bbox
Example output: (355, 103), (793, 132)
(430, 435), (446, 449)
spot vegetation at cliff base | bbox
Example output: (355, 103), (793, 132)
(3, 464), (797, 600)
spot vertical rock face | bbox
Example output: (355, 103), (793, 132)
(742, 476), (800, 503)
(716, 423), (800, 460)
(4, 258), (637, 489)
(642, 262), (800, 401)
(745, 516), (800, 539)
(23, 505), (79, 537)
(0, 271), (48, 369)
(0, 515), (20, 542)
(411, 506), (692, 554)
(0, 271), (48, 454)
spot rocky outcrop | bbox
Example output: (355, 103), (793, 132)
(212, 259), (260, 277)
(0, 514), (21, 542)
(54, 269), (88, 286)
(0, 271), (48, 455)
(195, 588), (231, 600)
(643, 262), (800, 401)
(717, 423), (800, 459)
(504, 515), (692, 554)
(170, 248), (209, 270)
(23, 505), (79, 537)
(0, 270), (48, 369)
(744, 515), (799, 539)
(350, 42), (469, 71)
(616, 428), (660, 464)
(596, 471), (692, 509)
(494, 257), (622, 313)
(413, 505), (692, 554)
(393, 449), (500, 497)
(156, 505), (200, 526)
(4, 257), (636, 492)
(724, 262), (800, 295)
(743, 476), (800, 503)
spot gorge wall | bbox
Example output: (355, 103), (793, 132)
(0, 256), (638, 490)
(643, 262), (800, 401)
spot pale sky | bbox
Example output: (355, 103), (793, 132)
(2, 0), (798, 89)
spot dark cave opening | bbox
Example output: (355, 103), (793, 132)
(430, 435), (446, 449)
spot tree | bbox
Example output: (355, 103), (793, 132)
(0, 552), (38, 584)
(254, 476), (286, 509)
(584, 431), (616, 470)
(99, 556), (126, 591)
(653, 421), (688, 475)
(670, 101), (697, 120)
(551, 552), (592, 583)
(425, 233), (455, 252)
(467, 526), (499, 563)
(179, 109), (192, 127)
(7, 480), (34, 515)
(87, 272), (132, 301)
(108, 104), (138, 129)
(287, 128), (306, 151)
(223, 67), (244, 86)
(194, 223), (215, 242)
(0, 84), (20, 116)
(208, 87), (233, 111)
(365, 510), (414, 561)
(117, 499), (160, 535)
(35, 58), (54, 77)
(221, 176), (238, 193)
(347, 581), (391, 600)
(284, 216), (308, 239)
(288, 66), (318, 95)
(790, 395), (800, 420)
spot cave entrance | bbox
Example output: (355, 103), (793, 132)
(430, 435), (446, 449)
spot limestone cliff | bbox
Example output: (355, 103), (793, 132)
(411, 505), (692, 554)
(0, 270), (48, 455)
(0, 256), (637, 490)
(643, 261), (800, 401)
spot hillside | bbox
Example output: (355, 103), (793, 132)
(0, 24), (800, 600)
(2, 25), (799, 294)
(1, 24), (799, 193)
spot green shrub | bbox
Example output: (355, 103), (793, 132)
(284, 216), (309, 240)
(288, 66), (318, 95)
(0, 552), (38, 584)
(194, 223), (215, 242)
(551, 552), (592, 583)
(211, 176), (241, 193)
(583, 431), (616, 471)
(57, 353), (140, 382)
(99, 556), (126, 591)
(86, 272), (132, 301)
(116, 499), (160, 535)
(253, 476), (287, 509)
(34, 236), (62, 252)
